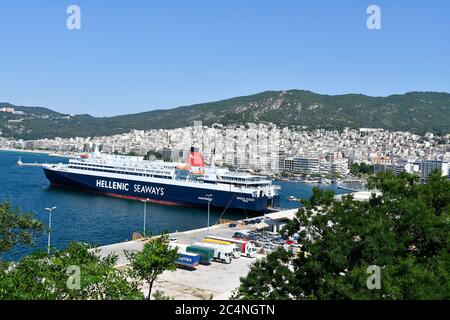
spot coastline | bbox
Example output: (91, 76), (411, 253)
(0, 148), (71, 158)
(0, 148), (341, 261)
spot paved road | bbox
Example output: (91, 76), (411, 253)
(95, 210), (295, 299)
(97, 223), (250, 266)
(96, 223), (259, 299)
(151, 253), (260, 300)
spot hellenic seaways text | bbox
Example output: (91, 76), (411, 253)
(96, 179), (165, 196)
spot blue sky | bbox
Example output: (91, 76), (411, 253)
(0, 0), (449, 116)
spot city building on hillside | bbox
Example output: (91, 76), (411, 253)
(162, 147), (189, 163)
(319, 161), (331, 175)
(0, 107), (15, 113)
(330, 160), (349, 176)
(419, 160), (449, 182)
(283, 158), (294, 172)
(374, 163), (396, 174)
(293, 156), (320, 175)
(1, 124), (447, 179)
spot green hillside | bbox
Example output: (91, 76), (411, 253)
(1, 90), (449, 139)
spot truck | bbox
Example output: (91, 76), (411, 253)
(204, 235), (257, 258)
(169, 242), (201, 269)
(176, 252), (201, 269)
(186, 245), (214, 265)
(202, 238), (241, 259)
(192, 242), (233, 264)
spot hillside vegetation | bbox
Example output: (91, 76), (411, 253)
(1, 90), (449, 139)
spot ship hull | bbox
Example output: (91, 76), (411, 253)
(43, 168), (279, 213)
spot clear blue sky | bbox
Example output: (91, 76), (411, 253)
(0, 0), (449, 116)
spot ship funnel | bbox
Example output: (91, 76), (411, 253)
(188, 147), (205, 168)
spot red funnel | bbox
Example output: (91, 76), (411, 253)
(188, 147), (205, 167)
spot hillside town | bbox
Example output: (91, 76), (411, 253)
(1, 123), (449, 182)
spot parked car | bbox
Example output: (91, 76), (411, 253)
(285, 239), (297, 245)
(233, 231), (250, 240)
(253, 241), (263, 248)
(228, 223), (237, 228)
(263, 243), (277, 251)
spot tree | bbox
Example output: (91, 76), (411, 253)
(145, 150), (164, 161)
(126, 234), (179, 300)
(152, 290), (174, 300)
(0, 242), (143, 300)
(349, 163), (374, 176)
(0, 201), (43, 259)
(0, 202), (143, 300)
(233, 171), (450, 300)
(231, 248), (296, 300)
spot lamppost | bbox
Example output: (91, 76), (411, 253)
(198, 194), (213, 235)
(141, 198), (150, 237)
(45, 207), (56, 255)
(263, 212), (267, 236)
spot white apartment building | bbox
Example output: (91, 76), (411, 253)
(419, 160), (449, 182)
(293, 156), (320, 174)
(283, 158), (294, 172)
(330, 160), (350, 176)
(0, 107), (15, 113)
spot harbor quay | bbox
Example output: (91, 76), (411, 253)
(96, 209), (297, 300)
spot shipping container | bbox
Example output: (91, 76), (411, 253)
(204, 235), (257, 258)
(193, 242), (233, 264)
(186, 245), (214, 265)
(202, 238), (241, 259)
(176, 252), (201, 269)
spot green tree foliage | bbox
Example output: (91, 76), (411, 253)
(0, 201), (43, 259)
(126, 234), (179, 300)
(233, 171), (449, 300)
(0, 242), (144, 300)
(127, 151), (138, 156)
(152, 290), (174, 300)
(145, 150), (164, 160)
(349, 163), (374, 176)
(231, 249), (296, 300)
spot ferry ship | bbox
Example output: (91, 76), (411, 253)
(43, 147), (280, 213)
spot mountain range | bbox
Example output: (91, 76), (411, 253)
(1, 90), (449, 140)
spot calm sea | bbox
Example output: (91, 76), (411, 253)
(0, 150), (349, 260)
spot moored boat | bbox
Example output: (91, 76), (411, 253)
(43, 147), (280, 213)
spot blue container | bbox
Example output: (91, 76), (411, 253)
(176, 252), (201, 269)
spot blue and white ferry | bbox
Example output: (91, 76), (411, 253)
(43, 147), (280, 213)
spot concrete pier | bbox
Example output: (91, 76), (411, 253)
(95, 209), (297, 299)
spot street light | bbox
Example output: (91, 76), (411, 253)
(45, 206), (56, 255)
(141, 198), (150, 237)
(198, 194), (213, 235)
